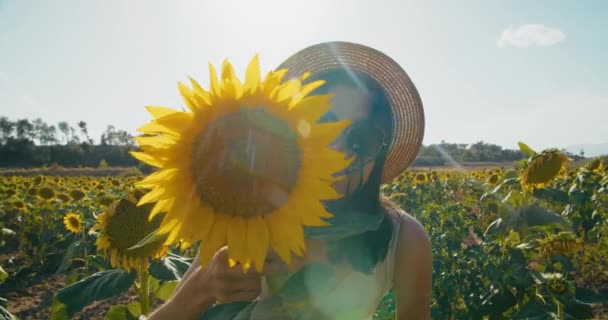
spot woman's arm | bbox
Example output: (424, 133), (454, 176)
(173, 251), (201, 294)
(393, 213), (433, 320)
(148, 247), (261, 320)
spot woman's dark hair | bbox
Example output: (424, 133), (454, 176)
(306, 69), (396, 274)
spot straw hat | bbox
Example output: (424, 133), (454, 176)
(277, 41), (425, 183)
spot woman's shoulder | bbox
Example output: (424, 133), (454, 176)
(380, 197), (430, 256)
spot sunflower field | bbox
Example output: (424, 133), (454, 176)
(1, 145), (607, 320)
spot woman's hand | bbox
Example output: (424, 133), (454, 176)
(204, 247), (262, 303)
(148, 247), (262, 320)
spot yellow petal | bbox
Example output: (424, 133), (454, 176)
(133, 134), (176, 145)
(137, 187), (169, 206)
(295, 200), (332, 227)
(227, 216), (247, 268)
(262, 69), (288, 94)
(266, 212), (293, 265)
(290, 94), (333, 123)
(289, 80), (325, 106)
(178, 82), (199, 112)
(135, 169), (179, 189)
(154, 111), (193, 128)
(165, 220), (182, 244)
(158, 218), (179, 234)
(247, 216), (269, 272)
(145, 106), (180, 118)
(300, 72), (311, 81)
(208, 62), (220, 96)
(130, 151), (165, 168)
(221, 59), (236, 83)
(244, 54), (261, 92)
(189, 77), (212, 106)
(149, 198), (174, 220)
(111, 249), (118, 268)
(199, 215), (228, 266)
(220, 59), (243, 98)
(179, 202), (214, 243)
(307, 120), (352, 143)
(275, 79), (300, 102)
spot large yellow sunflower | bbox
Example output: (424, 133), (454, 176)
(132, 55), (352, 272)
(91, 192), (168, 272)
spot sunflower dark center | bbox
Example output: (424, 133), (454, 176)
(107, 199), (165, 256)
(191, 109), (301, 218)
(68, 217), (80, 228)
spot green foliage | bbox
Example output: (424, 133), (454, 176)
(375, 163), (608, 319)
(0, 306), (19, 320)
(149, 253), (192, 281)
(50, 269), (136, 319)
(98, 159), (109, 169)
(0, 266), (7, 284)
(2, 148), (607, 319)
(104, 305), (138, 320)
(518, 141), (538, 157)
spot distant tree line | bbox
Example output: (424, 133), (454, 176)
(0, 117), (586, 169)
(0, 117), (139, 168)
(413, 141), (527, 166)
(412, 140), (585, 166)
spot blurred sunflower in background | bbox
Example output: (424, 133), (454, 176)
(585, 157), (604, 173)
(487, 173), (501, 186)
(521, 149), (569, 192)
(63, 212), (83, 234)
(132, 55), (352, 272)
(91, 191), (168, 272)
(414, 172), (428, 184)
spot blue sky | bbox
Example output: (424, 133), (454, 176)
(0, 0), (606, 151)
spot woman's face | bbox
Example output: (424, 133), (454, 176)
(263, 83), (385, 275)
(322, 84), (378, 196)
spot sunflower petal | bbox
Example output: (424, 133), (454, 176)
(133, 134), (177, 148)
(275, 79), (300, 102)
(189, 77), (212, 106)
(227, 216), (248, 269)
(266, 212), (293, 265)
(178, 83), (199, 112)
(244, 54), (261, 92)
(130, 151), (165, 168)
(307, 120), (352, 143)
(135, 169), (179, 189)
(199, 216), (228, 266)
(208, 62), (220, 96)
(289, 80), (325, 106)
(138, 187), (169, 206)
(247, 216), (269, 272)
(262, 69), (288, 94)
(290, 94), (334, 123)
(145, 106), (180, 119)
(149, 198), (174, 220)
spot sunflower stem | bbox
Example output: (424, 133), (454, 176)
(556, 299), (564, 320)
(81, 214), (88, 272)
(139, 259), (151, 316)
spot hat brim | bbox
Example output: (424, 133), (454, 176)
(277, 41), (425, 183)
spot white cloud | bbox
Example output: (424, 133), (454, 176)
(497, 24), (565, 48)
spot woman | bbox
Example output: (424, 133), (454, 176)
(149, 41), (432, 320)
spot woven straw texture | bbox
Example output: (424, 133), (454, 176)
(278, 41), (425, 183)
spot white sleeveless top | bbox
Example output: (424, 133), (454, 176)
(261, 211), (401, 320)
